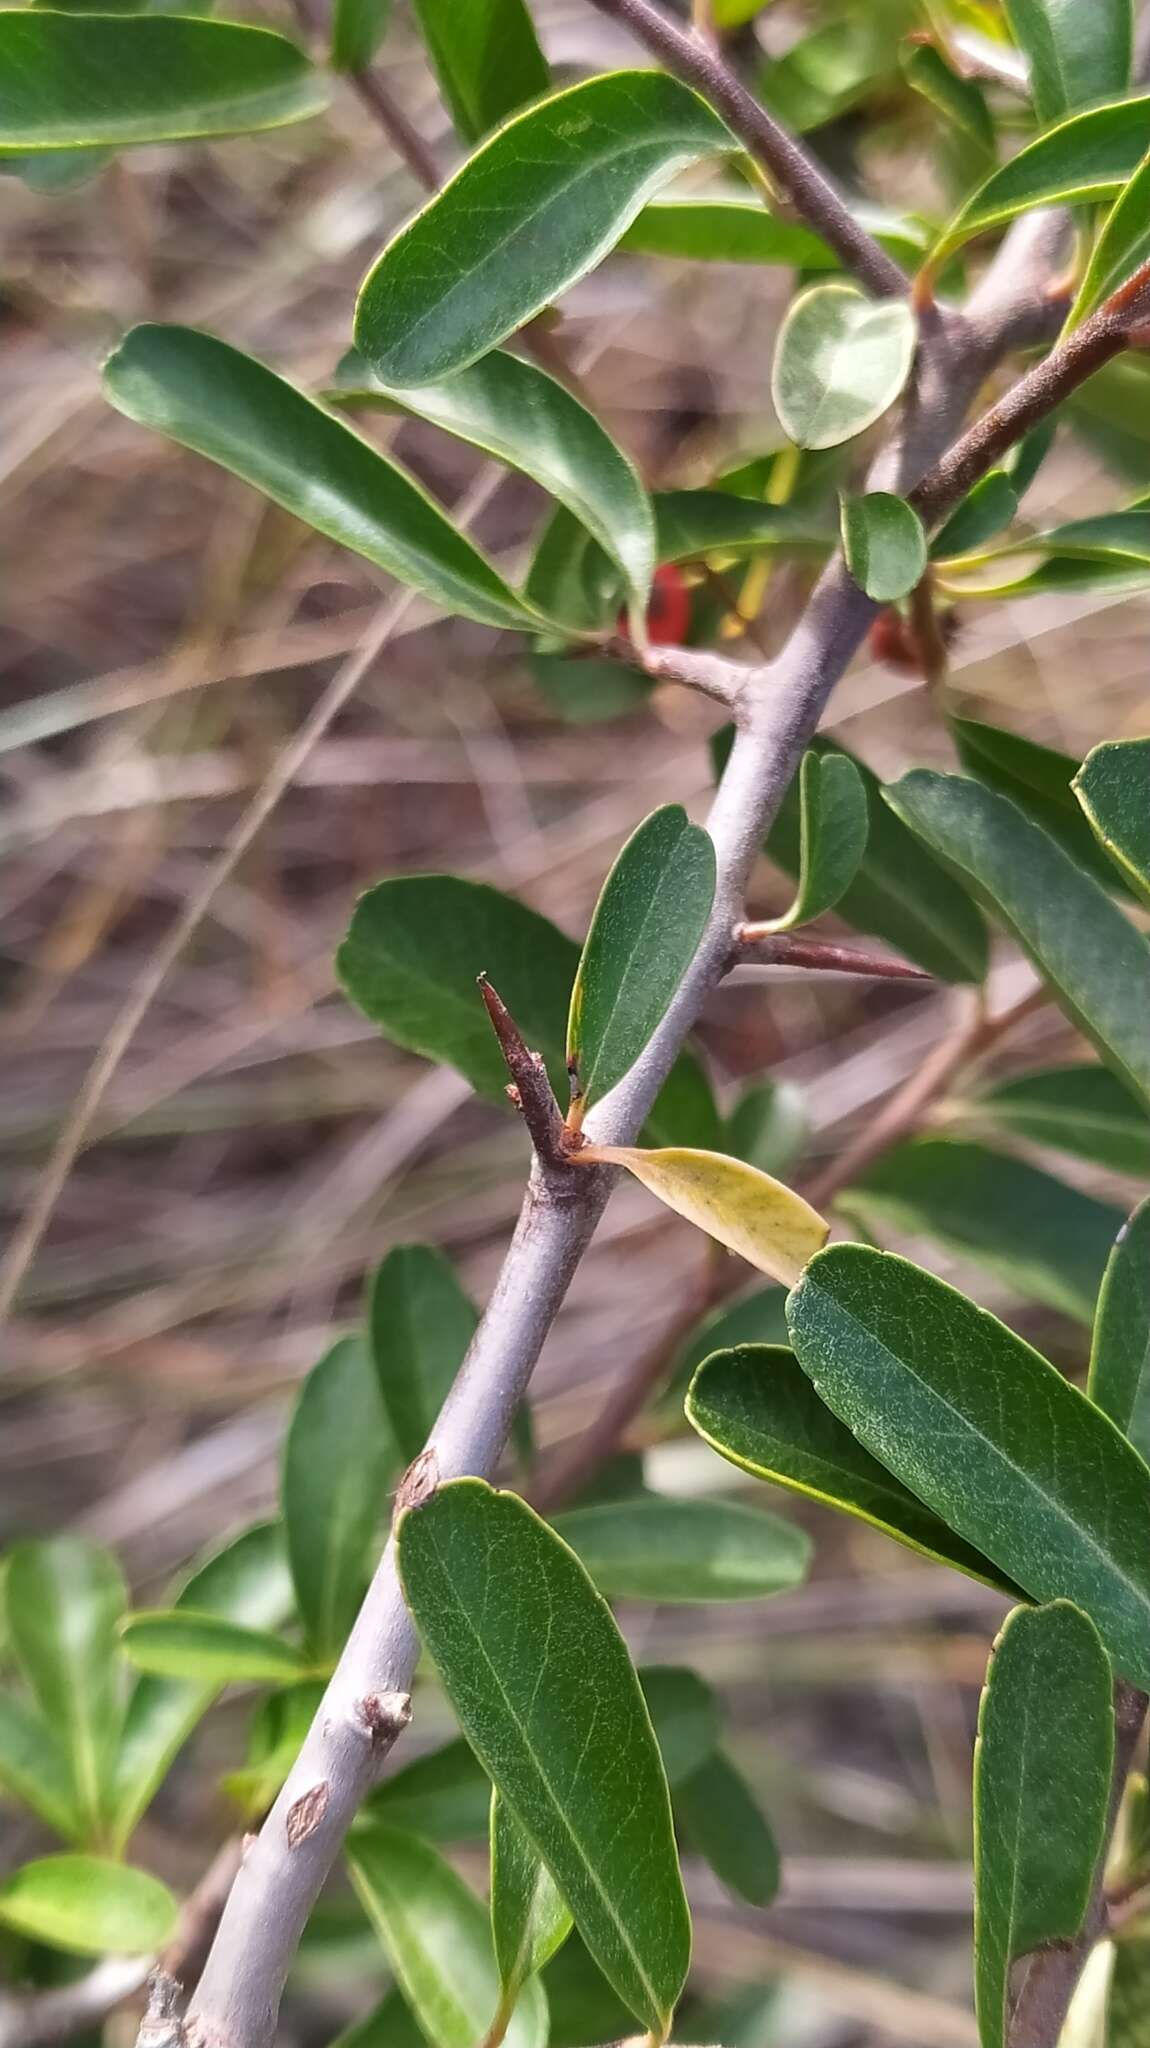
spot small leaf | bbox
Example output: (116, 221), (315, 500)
(765, 749), (868, 932)
(6, 1539), (125, 1841)
(553, 1496), (810, 1604)
(396, 1480), (691, 2035)
(368, 1245), (477, 1465)
(349, 1823), (547, 2048)
(491, 1791), (573, 2008)
(120, 1611), (306, 1684)
(410, 0), (549, 141)
(637, 1667), (720, 1787)
(330, 0), (391, 75)
(568, 806), (716, 1112)
(582, 1145), (828, 1287)
(841, 491), (927, 602)
(786, 1244), (1150, 1688)
(0, 13), (325, 151)
(282, 1335), (393, 1662)
(901, 39), (995, 152)
(364, 1736), (492, 1842)
(770, 285), (917, 451)
(931, 472), (1019, 560)
(0, 1696), (82, 1843)
(951, 717), (1126, 894)
(1073, 737), (1150, 906)
(0, 1855), (177, 1956)
(975, 1601), (1114, 2048)
(886, 770), (1150, 1108)
(686, 1344), (1016, 1590)
(1088, 1197), (1150, 1463)
(355, 71), (736, 386)
(1003, 0), (1131, 123)
(725, 1080), (808, 1179)
(1069, 144), (1150, 327)
(653, 490), (832, 565)
(972, 1064), (1150, 1177)
(675, 1751), (779, 1908)
(934, 94), (1150, 260)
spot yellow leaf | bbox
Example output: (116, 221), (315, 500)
(581, 1145), (829, 1286)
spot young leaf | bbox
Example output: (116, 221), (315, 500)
(1003, 0), (1131, 123)
(637, 1667), (720, 1787)
(363, 1736), (492, 1842)
(1073, 737), (1150, 906)
(1088, 1197), (1150, 1462)
(840, 492), (927, 603)
(0, 1855), (178, 1956)
(103, 327), (544, 634)
(396, 1480), (691, 2035)
(119, 1611), (306, 1685)
(410, 0), (549, 142)
(6, 1539), (125, 1841)
(0, 13), (326, 151)
(886, 770), (1150, 1108)
(931, 473), (1019, 561)
(491, 1791), (573, 2011)
(770, 285), (917, 451)
(786, 1244), (1150, 1688)
(552, 1496), (810, 1604)
(972, 1064), (1150, 1177)
(369, 1246), (477, 1465)
(686, 1344), (1017, 1590)
(581, 1145), (828, 1287)
(974, 1601), (1114, 2048)
(951, 717), (1126, 894)
(934, 94), (1150, 260)
(675, 1750), (780, 1909)
(330, 0), (391, 75)
(282, 1335), (393, 1662)
(349, 1823), (547, 2048)
(0, 1697), (82, 1843)
(764, 750), (868, 932)
(1069, 145), (1150, 327)
(568, 806), (716, 1114)
(354, 72), (736, 386)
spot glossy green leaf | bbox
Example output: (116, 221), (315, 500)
(355, 72), (736, 386)
(103, 327), (541, 634)
(349, 1823), (547, 2048)
(411, 0), (549, 142)
(364, 1736), (492, 1842)
(620, 194), (833, 269)
(568, 806), (716, 1112)
(973, 1064), (1150, 1176)
(934, 95), (1150, 259)
(524, 506), (621, 635)
(841, 491), (927, 603)
(786, 1244), (1150, 1687)
(901, 40), (994, 152)
(6, 1540), (125, 1841)
(675, 1750), (780, 1908)
(283, 1335), (392, 1661)
(0, 13), (325, 151)
(726, 1080), (807, 1179)
(330, 0), (391, 75)
(0, 1696), (81, 1843)
(653, 490), (832, 564)
(1074, 737), (1150, 905)
(637, 1666), (720, 1787)
(396, 1480), (691, 2034)
(951, 716), (1124, 894)
(838, 1137), (1124, 1327)
(887, 770), (1150, 1106)
(0, 1855), (177, 1957)
(767, 749), (868, 931)
(368, 1245), (476, 1465)
(771, 285), (917, 451)
(119, 1611), (305, 1684)
(543, 1934), (637, 2048)
(552, 1495), (810, 1604)
(975, 1601), (1113, 2048)
(1069, 145), (1150, 326)
(491, 1791), (573, 2008)
(1089, 1197), (1150, 1462)
(1004, 0), (1131, 122)
(1004, 419), (1058, 500)
(931, 472), (1018, 560)
(686, 1343), (1016, 1590)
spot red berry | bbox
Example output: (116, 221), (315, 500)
(617, 564), (692, 647)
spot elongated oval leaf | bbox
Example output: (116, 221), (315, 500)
(901, 40), (994, 152)
(951, 716), (1125, 894)
(6, 1539), (125, 1841)
(222, 1679), (326, 1819)
(553, 1496), (810, 1604)
(355, 72), (736, 385)
(0, 1696), (81, 1843)
(583, 1146), (828, 1288)
(1004, 0), (1131, 123)
(568, 806), (716, 1113)
(411, 0), (549, 142)
(786, 1244), (1150, 1687)
(935, 95), (1150, 259)
(638, 1666), (720, 1787)
(972, 1064), (1150, 1176)
(119, 1611), (305, 1684)
(330, 0), (391, 75)
(1073, 737), (1150, 906)
(686, 1344), (1017, 1590)
(364, 1736), (492, 1842)
(396, 1480), (691, 2035)
(661, 1283), (789, 1420)
(975, 1601), (1113, 2048)
(886, 770), (1150, 1107)
(1089, 1198), (1150, 1462)
(0, 13), (326, 151)
(766, 749), (868, 932)
(771, 285), (917, 451)
(675, 1750), (779, 1909)
(349, 1823), (547, 2048)
(841, 491), (926, 603)
(103, 326), (542, 633)
(621, 195), (834, 269)
(653, 488), (832, 565)
(0, 1855), (177, 1956)
(931, 472), (1019, 561)
(491, 1791), (573, 2008)
(282, 1335), (393, 1661)
(1069, 145), (1150, 327)
(369, 1245), (477, 1465)
(726, 1079), (807, 1179)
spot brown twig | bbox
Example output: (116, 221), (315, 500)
(477, 977), (571, 1170)
(733, 929), (933, 981)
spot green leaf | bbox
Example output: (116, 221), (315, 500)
(355, 71), (736, 386)
(553, 1496), (810, 1604)
(642, 1048), (724, 1152)
(840, 491), (927, 603)
(282, 1335), (392, 1662)
(930, 472), (1019, 560)
(584, 1144), (828, 1288)
(0, 1855), (177, 1957)
(901, 39), (994, 153)
(330, 1990), (427, 2048)
(766, 749), (868, 931)
(1109, 1928), (1150, 2045)
(349, 1823), (547, 2048)
(686, 1343), (1016, 1590)
(103, 327), (542, 634)
(838, 1137), (1125, 1327)
(221, 1679), (326, 1818)
(675, 1750), (779, 1908)
(543, 1934), (637, 2048)
(1074, 737), (1150, 906)
(119, 1611), (306, 1684)
(637, 1666), (720, 1786)
(972, 1064), (1150, 1176)
(1088, 1197), (1150, 1462)
(1003, 0), (1131, 123)
(491, 1790), (573, 2009)
(0, 13), (325, 151)
(0, 1696), (82, 1843)
(770, 285), (917, 451)
(368, 1245), (476, 1466)
(951, 716), (1126, 894)
(660, 1283), (789, 1420)
(524, 505), (621, 635)
(974, 1601), (1114, 2048)
(364, 1736), (492, 1842)
(725, 1080), (807, 1179)
(934, 94), (1150, 260)
(653, 490), (832, 565)
(1069, 144), (1150, 327)
(530, 654), (650, 726)
(6, 1540), (125, 1842)
(889, 771), (1150, 1105)
(410, 0), (549, 142)
(786, 1243), (1150, 1687)
(568, 806), (716, 1112)
(330, 0), (391, 75)
(396, 1480), (691, 2034)
(620, 194), (834, 269)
